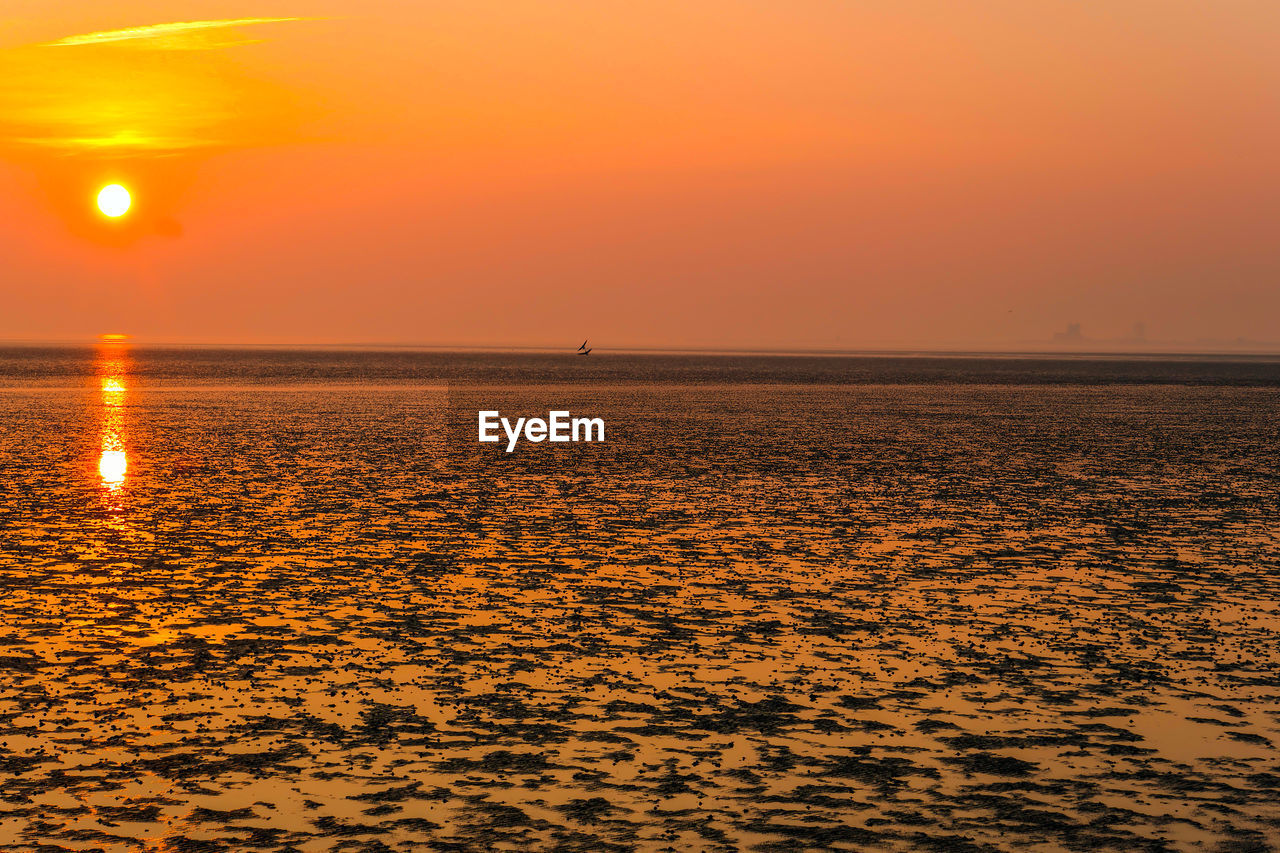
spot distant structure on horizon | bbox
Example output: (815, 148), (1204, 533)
(1051, 321), (1154, 347)
(1052, 323), (1084, 343)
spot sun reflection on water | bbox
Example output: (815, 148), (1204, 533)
(98, 449), (126, 485)
(96, 345), (129, 490)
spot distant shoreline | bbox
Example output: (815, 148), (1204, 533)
(2, 340), (1280, 360)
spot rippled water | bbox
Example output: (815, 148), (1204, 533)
(1, 346), (1278, 852)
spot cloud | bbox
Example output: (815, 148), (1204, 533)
(38, 18), (312, 51)
(0, 18), (318, 156)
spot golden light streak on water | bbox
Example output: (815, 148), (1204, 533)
(98, 449), (126, 485)
(96, 344), (128, 490)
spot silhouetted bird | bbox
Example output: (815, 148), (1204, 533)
(577, 339), (588, 352)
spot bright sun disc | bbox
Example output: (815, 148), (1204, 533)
(97, 184), (131, 218)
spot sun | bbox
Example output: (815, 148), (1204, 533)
(97, 184), (131, 218)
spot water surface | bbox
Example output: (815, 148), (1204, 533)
(1, 347), (1277, 852)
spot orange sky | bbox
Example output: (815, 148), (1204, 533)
(0, 0), (1277, 350)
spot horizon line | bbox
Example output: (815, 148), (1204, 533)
(2, 337), (1280, 360)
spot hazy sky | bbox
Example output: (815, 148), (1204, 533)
(0, 0), (1277, 349)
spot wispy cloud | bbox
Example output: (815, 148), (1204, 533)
(12, 131), (213, 151)
(0, 18), (319, 156)
(39, 18), (312, 50)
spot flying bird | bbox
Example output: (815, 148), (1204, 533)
(577, 340), (588, 352)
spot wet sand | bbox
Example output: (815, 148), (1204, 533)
(0, 352), (1278, 851)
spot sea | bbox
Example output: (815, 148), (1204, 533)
(0, 346), (1278, 852)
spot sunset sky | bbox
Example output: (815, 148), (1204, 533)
(1, 0), (1277, 350)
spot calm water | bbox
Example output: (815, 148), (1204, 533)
(1, 347), (1278, 852)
